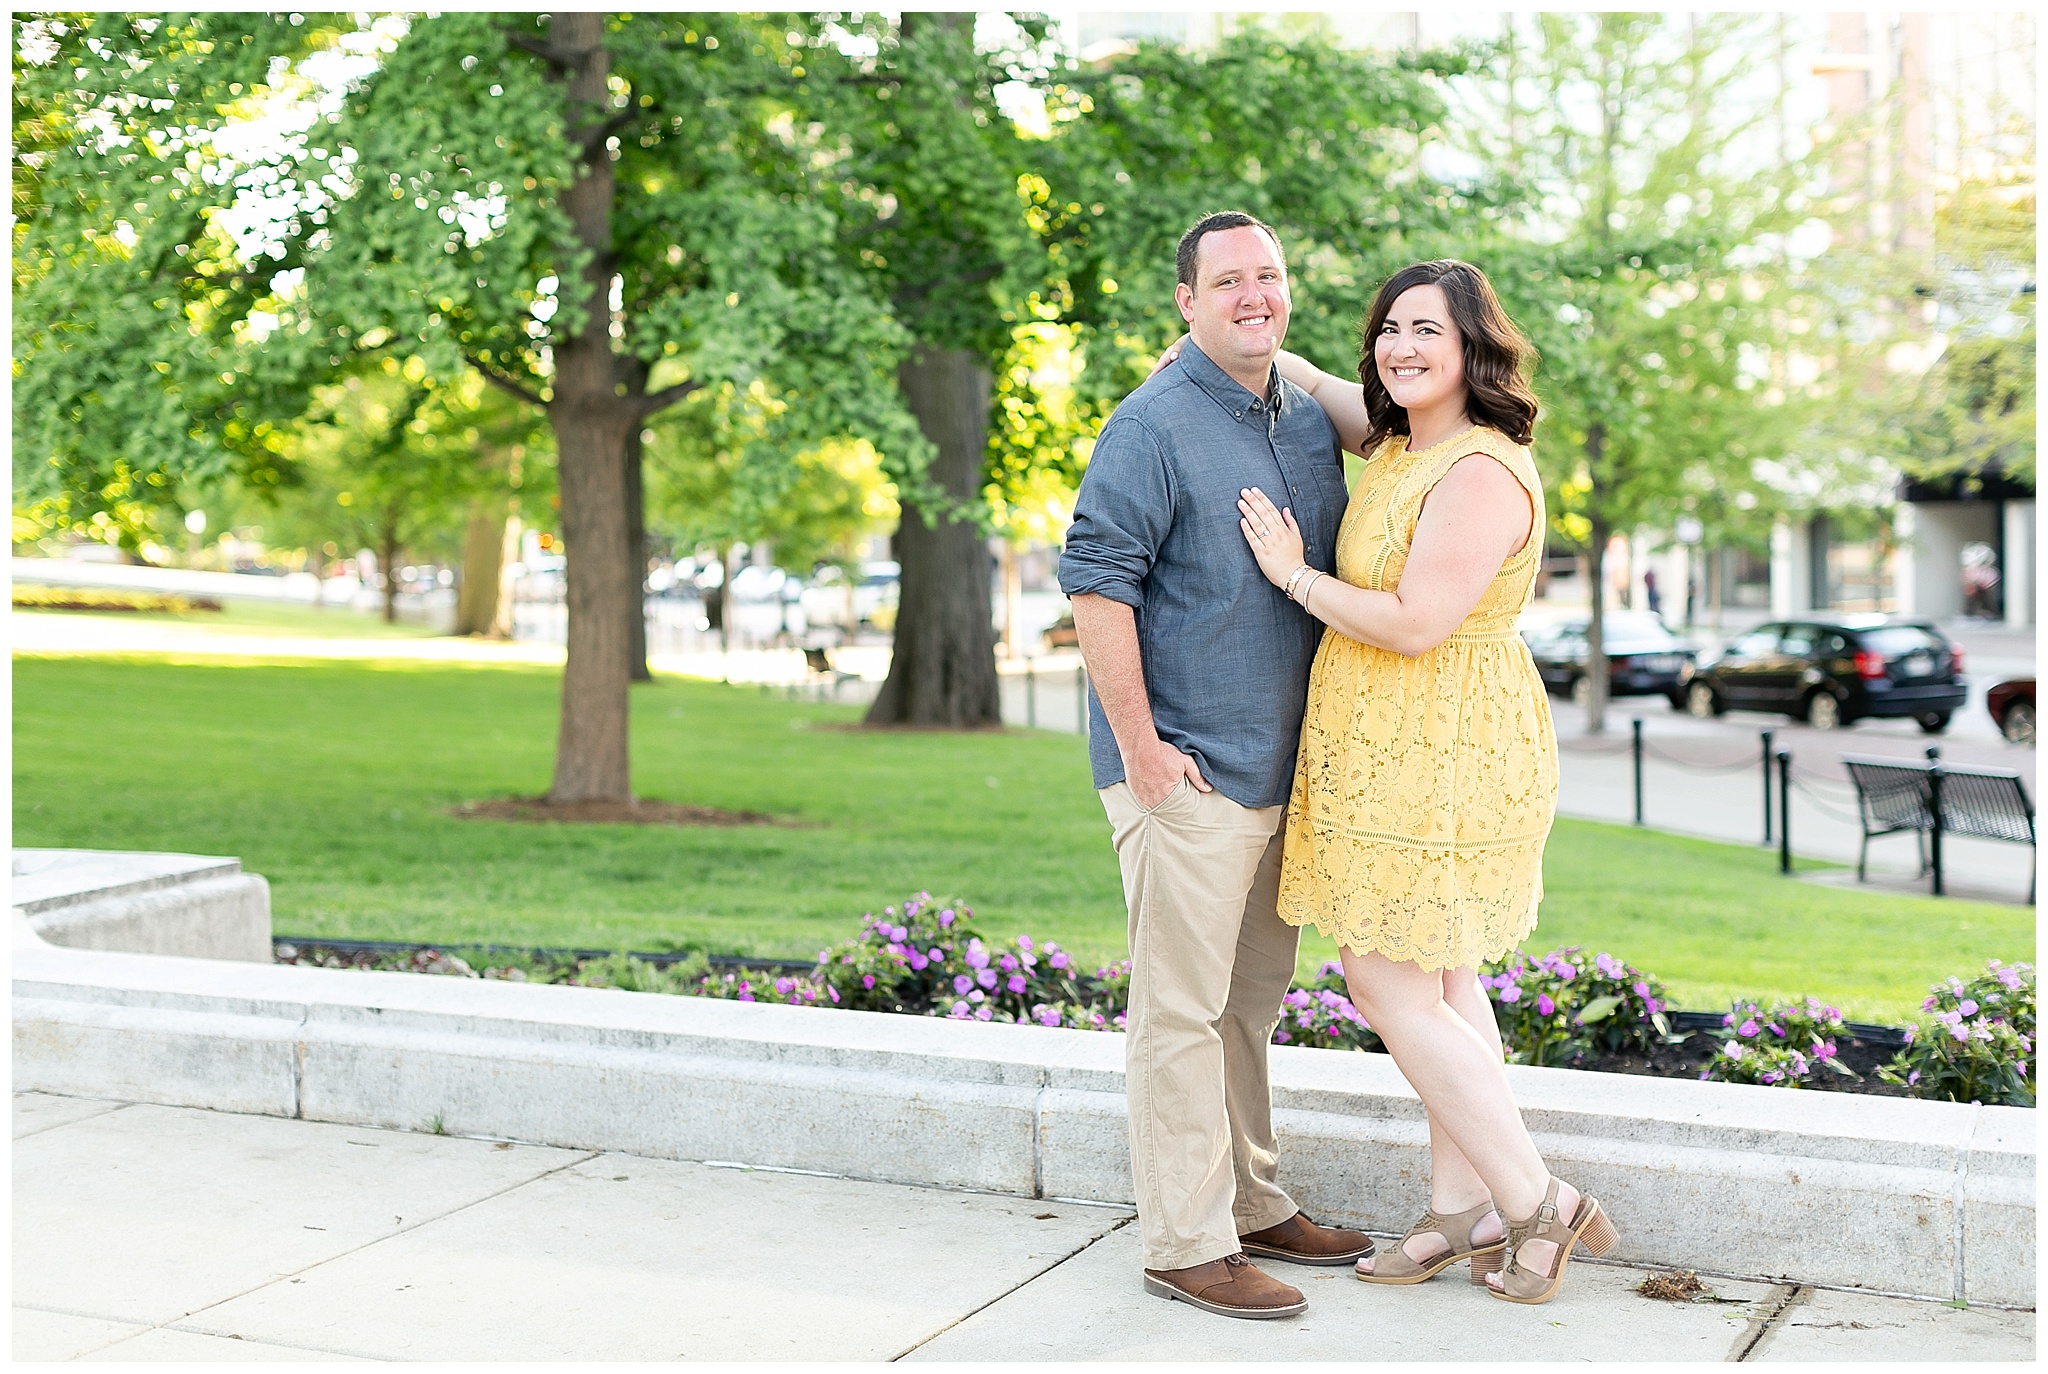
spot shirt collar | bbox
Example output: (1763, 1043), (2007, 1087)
(1178, 339), (1282, 422)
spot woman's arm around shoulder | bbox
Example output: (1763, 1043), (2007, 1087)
(1273, 350), (1373, 457)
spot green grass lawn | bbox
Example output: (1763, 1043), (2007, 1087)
(13, 654), (2032, 1022)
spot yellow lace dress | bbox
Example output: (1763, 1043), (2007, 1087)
(1276, 425), (1558, 971)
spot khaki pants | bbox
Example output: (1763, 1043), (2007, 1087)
(1101, 779), (1302, 1270)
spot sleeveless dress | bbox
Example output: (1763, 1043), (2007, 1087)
(1275, 424), (1558, 971)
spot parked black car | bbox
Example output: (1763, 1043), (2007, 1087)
(1522, 610), (1698, 708)
(1684, 617), (1966, 733)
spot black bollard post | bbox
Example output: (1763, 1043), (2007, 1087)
(1760, 728), (1776, 845)
(1776, 749), (1793, 875)
(1631, 718), (1645, 826)
(1926, 744), (1945, 897)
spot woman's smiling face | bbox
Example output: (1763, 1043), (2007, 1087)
(1374, 283), (1467, 418)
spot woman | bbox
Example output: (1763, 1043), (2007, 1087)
(1236, 260), (1613, 1304)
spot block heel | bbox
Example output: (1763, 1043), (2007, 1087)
(1466, 1244), (1506, 1285)
(1488, 1179), (1617, 1305)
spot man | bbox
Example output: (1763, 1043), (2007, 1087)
(1057, 211), (1373, 1320)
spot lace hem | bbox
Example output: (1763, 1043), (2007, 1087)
(1275, 834), (1548, 971)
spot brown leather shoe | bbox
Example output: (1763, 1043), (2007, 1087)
(1142, 1253), (1308, 1319)
(1239, 1210), (1376, 1266)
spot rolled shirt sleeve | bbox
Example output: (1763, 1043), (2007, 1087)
(1057, 419), (1171, 610)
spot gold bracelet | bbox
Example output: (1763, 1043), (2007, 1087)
(1282, 564), (1311, 600)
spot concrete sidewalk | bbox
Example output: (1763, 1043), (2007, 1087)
(13, 1094), (2033, 1363)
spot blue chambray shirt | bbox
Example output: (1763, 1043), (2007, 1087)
(1057, 340), (1347, 809)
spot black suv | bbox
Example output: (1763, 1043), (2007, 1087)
(1684, 617), (1966, 733)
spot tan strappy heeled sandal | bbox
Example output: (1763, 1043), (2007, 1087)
(1355, 1199), (1506, 1286)
(1487, 1177), (1618, 1304)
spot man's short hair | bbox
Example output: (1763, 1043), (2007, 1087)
(1175, 211), (1284, 289)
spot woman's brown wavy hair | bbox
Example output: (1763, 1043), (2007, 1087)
(1357, 260), (1540, 449)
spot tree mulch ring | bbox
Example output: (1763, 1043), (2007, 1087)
(451, 797), (789, 827)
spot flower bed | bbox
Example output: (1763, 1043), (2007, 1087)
(275, 895), (2034, 1108)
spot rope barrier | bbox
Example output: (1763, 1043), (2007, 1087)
(1556, 738), (1634, 756)
(1789, 777), (1870, 826)
(1638, 742), (1760, 773)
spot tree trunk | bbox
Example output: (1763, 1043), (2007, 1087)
(379, 522), (401, 624)
(545, 12), (634, 803)
(1583, 422), (1610, 735)
(491, 511), (522, 639)
(455, 501), (505, 636)
(624, 415), (651, 681)
(864, 346), (1002, 727)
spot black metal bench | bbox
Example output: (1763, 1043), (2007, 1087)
(1842, 751), (2035, 902)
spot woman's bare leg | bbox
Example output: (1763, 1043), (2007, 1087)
(1344, 949), (1575, 1286)
(1359, 965), (1503, 1272)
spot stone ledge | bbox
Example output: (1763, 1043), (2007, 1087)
(11, 923), (2034, 1308)
(13, 848), (270, 962)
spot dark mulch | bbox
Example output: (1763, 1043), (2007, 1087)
(450, 796), (788, 827)
(1573, 1030), (1911, 1097)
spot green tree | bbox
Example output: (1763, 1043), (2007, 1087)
(645, 378), (892, 645)
(306, 12), (920, 800)
(1034, 27), (1463, 396)
(1447, 13), (1818, 730)
(11, 13), (342, 554)
(797, 13), (1059, 727)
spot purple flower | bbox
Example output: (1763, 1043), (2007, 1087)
(967, 989), (985, 1004)
(1017, 936), (1034, 952)
(774, 977), (793, 995)
(938, 909), (956, 928)
(1907, 1069), (1921, 1085)
(949, 1000), (971, 1018)
(1959, 999), (1979, 1016)
(861, 975), (876, 990)
(739, 991), (755, 1002)
(1007, 975), (1027, 994)
(975, 1007), (993, 1021)
(976, 968), (998, 990)
(1996, 967), (2023, 990)
(1049, 952), (1069, 970)
(953, 975), (973, 995)
(827, 986), (839, 1004)
(965, 942), (990, 970)
(1000, 954), (1019, 972)
(927, 947), (943, 962)
(1536, 993), (1556, 1017)
(909, 955), (928, 972)
(1952, 1025), (1971, 1042)
(1500, 986), (1522, 1004)
(1737, 1019), (1760, 1038)
(1632, 980), (1651, 999)
(1596, 953), (1623, 978)
(889, 925), (908, 943)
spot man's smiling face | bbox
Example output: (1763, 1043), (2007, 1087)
(1174, 225), (1291, 393)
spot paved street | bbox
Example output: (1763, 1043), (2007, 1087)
(13, 1094), (2035, 1363)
